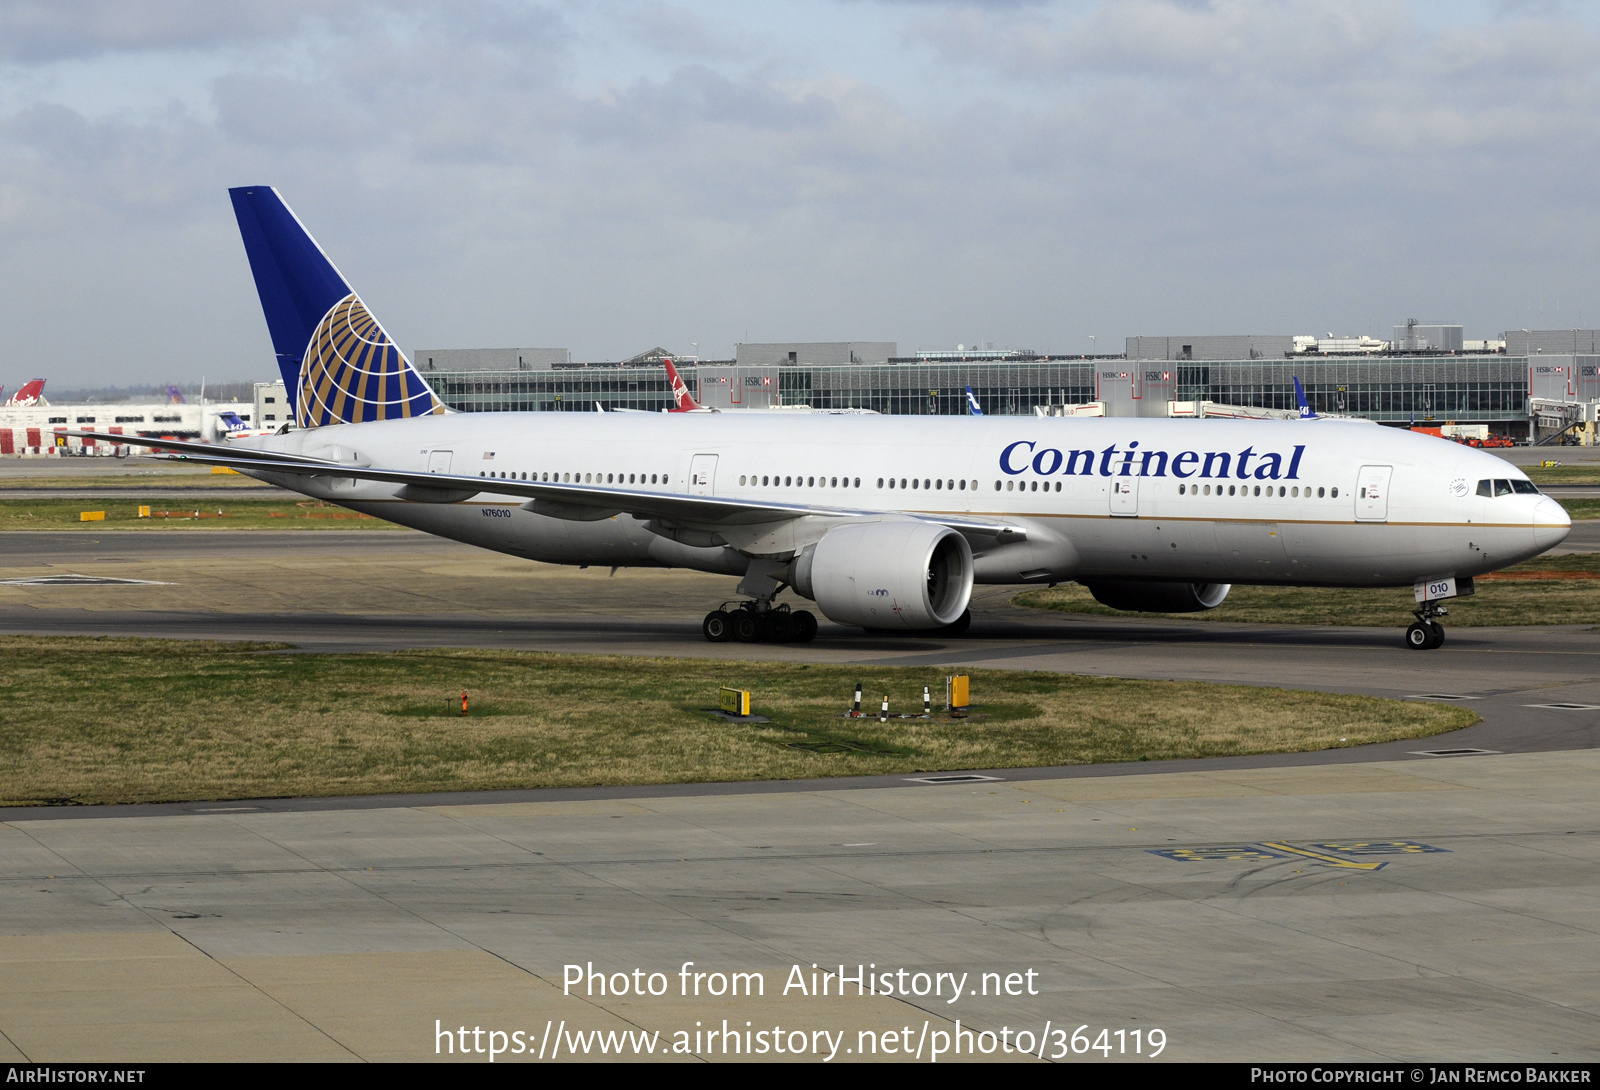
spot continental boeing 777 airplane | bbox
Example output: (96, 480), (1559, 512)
(74, 187), (1570, 650)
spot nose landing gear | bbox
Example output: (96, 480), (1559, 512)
(703, 601), (818, 644)
(1405, 603), (1447, 650)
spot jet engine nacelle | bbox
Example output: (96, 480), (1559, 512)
(1083, 581), (1231, 613)
(793, 521), (974, 630)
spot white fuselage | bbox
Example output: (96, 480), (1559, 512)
(242, 413), (1570, 589)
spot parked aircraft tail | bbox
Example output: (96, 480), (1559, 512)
(663, 359), (705, 412)
(965, 385), (984, 416)
(6, 380), (45, 407)
(228, 186), (445, 428)
(1293, 376), (1317, 419)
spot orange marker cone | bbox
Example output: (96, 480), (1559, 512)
(461, 691), (468, 716)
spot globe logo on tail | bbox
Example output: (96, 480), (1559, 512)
(298, 294), (445, 427)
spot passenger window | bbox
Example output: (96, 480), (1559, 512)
(1317, 487), (1324, 497)
(1054, 482), (1061, 492)
(959, 480), (966, 491)
(888, 478), (895, 489)
(739, 475), (747, 486)
(1006, 480), (1014, 491)
(900, 479), (907, 489)
(1030, 481), (1038, 492)
(831, 477), (837, 487)
(1228, 485), (1236, 496)
(994, 481), (1001, 490)
(1253, 485), (1260, 496)
(1494, 479), (1513, 497)
(1330, 487), (1338, 498)
(1512, 480), (1538, 494)
(935, 479), (942, 490)
(878, 478), (884, 488)
(924, 479), (931, 490)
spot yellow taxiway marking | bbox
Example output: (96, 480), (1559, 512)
(1259, 841), (1388, 870)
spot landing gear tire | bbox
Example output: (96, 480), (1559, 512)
(766, 611), (796, 643)
(703, 610), (732, 643)
(792, 610), (818, 642)
(732, 612), (762, 643)
(1407, 603), (1448, 650)
(1406, 621), (1447, 650)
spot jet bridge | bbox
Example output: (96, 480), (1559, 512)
(1529, 356), (1599, 445)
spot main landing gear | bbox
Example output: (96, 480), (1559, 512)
(703, 601), (818, 644)
(1405, 602), (1448, 650)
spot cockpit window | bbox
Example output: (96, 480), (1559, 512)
(1476, 480), (1492, 497)
(1493, 479), (1513, 497)
(1511, 479), (1539, 494)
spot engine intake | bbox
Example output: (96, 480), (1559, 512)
(794, 522), (974, 630)
(1083, 581), (1231, 613)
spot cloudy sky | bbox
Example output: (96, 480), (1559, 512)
(2, 0), (1599, 385)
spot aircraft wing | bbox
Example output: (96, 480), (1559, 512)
(66, 431), (1027, 540)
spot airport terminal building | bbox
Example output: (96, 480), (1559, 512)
(415, 334), (1596, 443)
(11, 331), (1599, 457)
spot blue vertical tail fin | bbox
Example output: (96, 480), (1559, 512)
(964, 385), (983, 416)
(1293, 376), (1317, 419)
(229, 186), (445, 428)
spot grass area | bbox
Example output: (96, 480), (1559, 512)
(0, 497), (402, 530)
(0, 472), (275, 490)
(0, 637), (1475, 806)
(1555, 497), (1600, 520)
(1526, 464), (1600, 486)
(1016, 552), (1600, 627)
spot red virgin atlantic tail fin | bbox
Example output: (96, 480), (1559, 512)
(7, 380), (45, 407)
(663, 359), (704, 412)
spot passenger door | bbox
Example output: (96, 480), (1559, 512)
(1356, 465), (1392, 522)
(689, 454), (718, 495)
(427, 450), (452, 475)
(1109, 478), (1138, 517)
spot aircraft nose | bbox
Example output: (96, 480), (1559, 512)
(1532, 496), (1571, 552)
